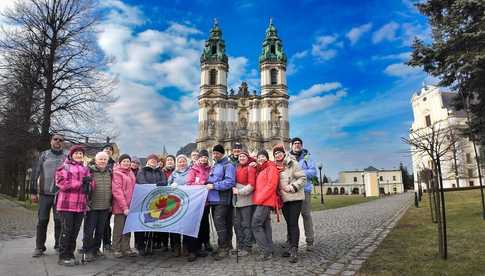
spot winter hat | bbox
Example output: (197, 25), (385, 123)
(146, 153), (159, 161)
(213, 144), (225, 155)
(239, 151), (250, 158)
(233, 142), (243, 149)
(199, 149), (209, 158)
(166, 155), (176, 162)
(273, 144), (286, 156)
(68, 145), (85, 159)
(291, 137), (303, 145)
(131, 156), (140, 164)
(176, 154), (188, 162)
(118, 154), (131, 163)
(257, 149), (269, 160)
(103, 144), (114, 151)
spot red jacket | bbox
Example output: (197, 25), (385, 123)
(253, 160), (280, 208)
(236, 161), (256, 187)
(111, 165), (136, 215)
(55, 159), (94, 213)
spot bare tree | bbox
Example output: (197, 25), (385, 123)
(0, 0), (116, 148)
(403, 121), (459, 260)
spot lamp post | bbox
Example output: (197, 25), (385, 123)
(318, 163), (324, 204)
(361, 172), (366, 197)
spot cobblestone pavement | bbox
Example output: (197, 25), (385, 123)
(0, 193), (413, 276)
(0, 195), (36, 241)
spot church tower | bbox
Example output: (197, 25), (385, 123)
(259, 19), (287, 96)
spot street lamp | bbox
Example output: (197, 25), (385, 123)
(318, 163), (324, 204)
(361, 172), (366, 197)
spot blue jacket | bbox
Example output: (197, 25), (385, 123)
(207, 156), (236, 205)
(291, 149), (317, 193)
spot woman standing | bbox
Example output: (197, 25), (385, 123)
(111, 154), (137, 258)
(56, 145), (94, 266)
(232, 151), (256, 257)
(163, 155), (176, 179)
(167, 154), (191, 256)
(273, 144), (306, 263)
(252, 149), (280, 262)
(185, 149), (211, 261)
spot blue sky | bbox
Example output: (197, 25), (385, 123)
(1, 0), (433, 178)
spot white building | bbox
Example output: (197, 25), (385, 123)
(410, 85), (481, 190)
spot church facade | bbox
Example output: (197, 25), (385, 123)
(196, 20), (290, 154)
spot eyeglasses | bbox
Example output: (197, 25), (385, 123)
(52, 138), (64, 142)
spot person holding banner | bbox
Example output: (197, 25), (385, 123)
(167, 154), (191, 256)
(252, 149), (280, 262)
(274, 144), (306, 263)
(232, 150), (256, 257)
(185, 149), (211, 261)
(135, 154), (167, 256)
(163, 155), (176, 179)
(111, 154), (137, 258)
(206, 144), (236, 261)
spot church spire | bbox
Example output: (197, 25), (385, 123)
(259, 18), (287, 64)
(201, 19), (228, 63)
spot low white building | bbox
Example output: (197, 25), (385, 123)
(410, 85), (482, 190)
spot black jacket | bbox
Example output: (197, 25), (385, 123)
(136, 166), (167, 186)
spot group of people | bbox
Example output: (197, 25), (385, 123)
(30, 133), (317, 266)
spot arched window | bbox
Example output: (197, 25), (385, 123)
(270, 44), (276, 54)
(209, 69), (217, 85)
(270, 69), (278, 85)
(211, 45), (217, 55)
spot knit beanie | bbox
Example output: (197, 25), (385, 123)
(131, 156), (141, 164)
(68, 145), (85, 159)
(118, 154), (131, 163)
(146, 153), (159, 161)
(199, 149), (209, 158)
(233, 142), (243, 149)
(166, 155), (176, 162)
(257, 149), (269, 160)
(291, 137), (303, 145)
(273, 144), (286, 156)
(213, 144), (225, 155)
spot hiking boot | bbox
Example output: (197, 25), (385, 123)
(94, 250), (105, 258)
(58, 258), (78, 266)
(289, 247), (298, 263)
(306, 242), (314, 252)
(255, 252), (273, 262)
(123, 250), (138, 257)
(32, 248), (45, 258)
(203, 242), (213, 252)
(113, 251), (123, 258)
(281, 250), (290, 258)
(172, 246), (182, 257)
(187, 253), (197, 262)
(103, 244), (112, 252)
(84, 252), (96, 262)
(213, 249), (228, 261)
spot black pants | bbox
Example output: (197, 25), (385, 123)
(135, 232), (153, 251)
(186, 206), (210, 253)
(35, 194), (61, 250)
(59, 211), (84, 260)
(82, 209), (110, 253)
(102, 212), (112, 246)
(226, 204), (233, 248)
(282, 200), (303, 249)
(211, 204), (231, 249)
(234, 205), (255, 250)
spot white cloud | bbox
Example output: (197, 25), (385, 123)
(311, 35), (341, 61)
(372, 22), (400, 44)
(346, 23), (372, 45)
(100, 0), (144, 26)
(287, 50), (308, 75)
(372, 52), (411, 61)
(290, 82), (346, 116)
(384, 63), (422, 78)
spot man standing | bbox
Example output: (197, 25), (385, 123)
(206, 144), (236, 260)
(31, 133), (67, 257)
(289, 137), (317, 250)
(189, 150), (199, 167)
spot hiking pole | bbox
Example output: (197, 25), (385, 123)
(234, 193), (238, 264)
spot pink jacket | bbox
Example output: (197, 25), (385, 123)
(186, 163), (211, 186)
(111, 165), (136, 214)
(55, 159), (94, 213)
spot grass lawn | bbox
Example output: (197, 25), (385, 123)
(310, 193), (378, 211)
(359, 189), (485, 276)
(0, 194), (38, 211)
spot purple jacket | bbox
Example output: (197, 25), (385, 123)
(207, 157), (235, 205)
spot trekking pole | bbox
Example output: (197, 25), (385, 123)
(234, 193), (239, 264)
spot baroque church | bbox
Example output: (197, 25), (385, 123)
(196, 20), (290, 154)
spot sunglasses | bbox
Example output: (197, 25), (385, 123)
(52, 138), (64, 142)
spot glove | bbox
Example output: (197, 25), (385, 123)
(82, 176), (92, 195)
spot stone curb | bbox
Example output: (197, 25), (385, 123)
(319, 195), (413, 276)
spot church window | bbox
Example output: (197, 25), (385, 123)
(425, 115), (431, 127)
(270, 44), (276, 54)
(353, 177), (357, 182)
(209, 69), (217, 85)
(466, 153), (472, 163)
(211, 45), (217, 55)
(270, 69), (278, 85)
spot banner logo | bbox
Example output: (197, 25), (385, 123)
(140, 187), (189, 228)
